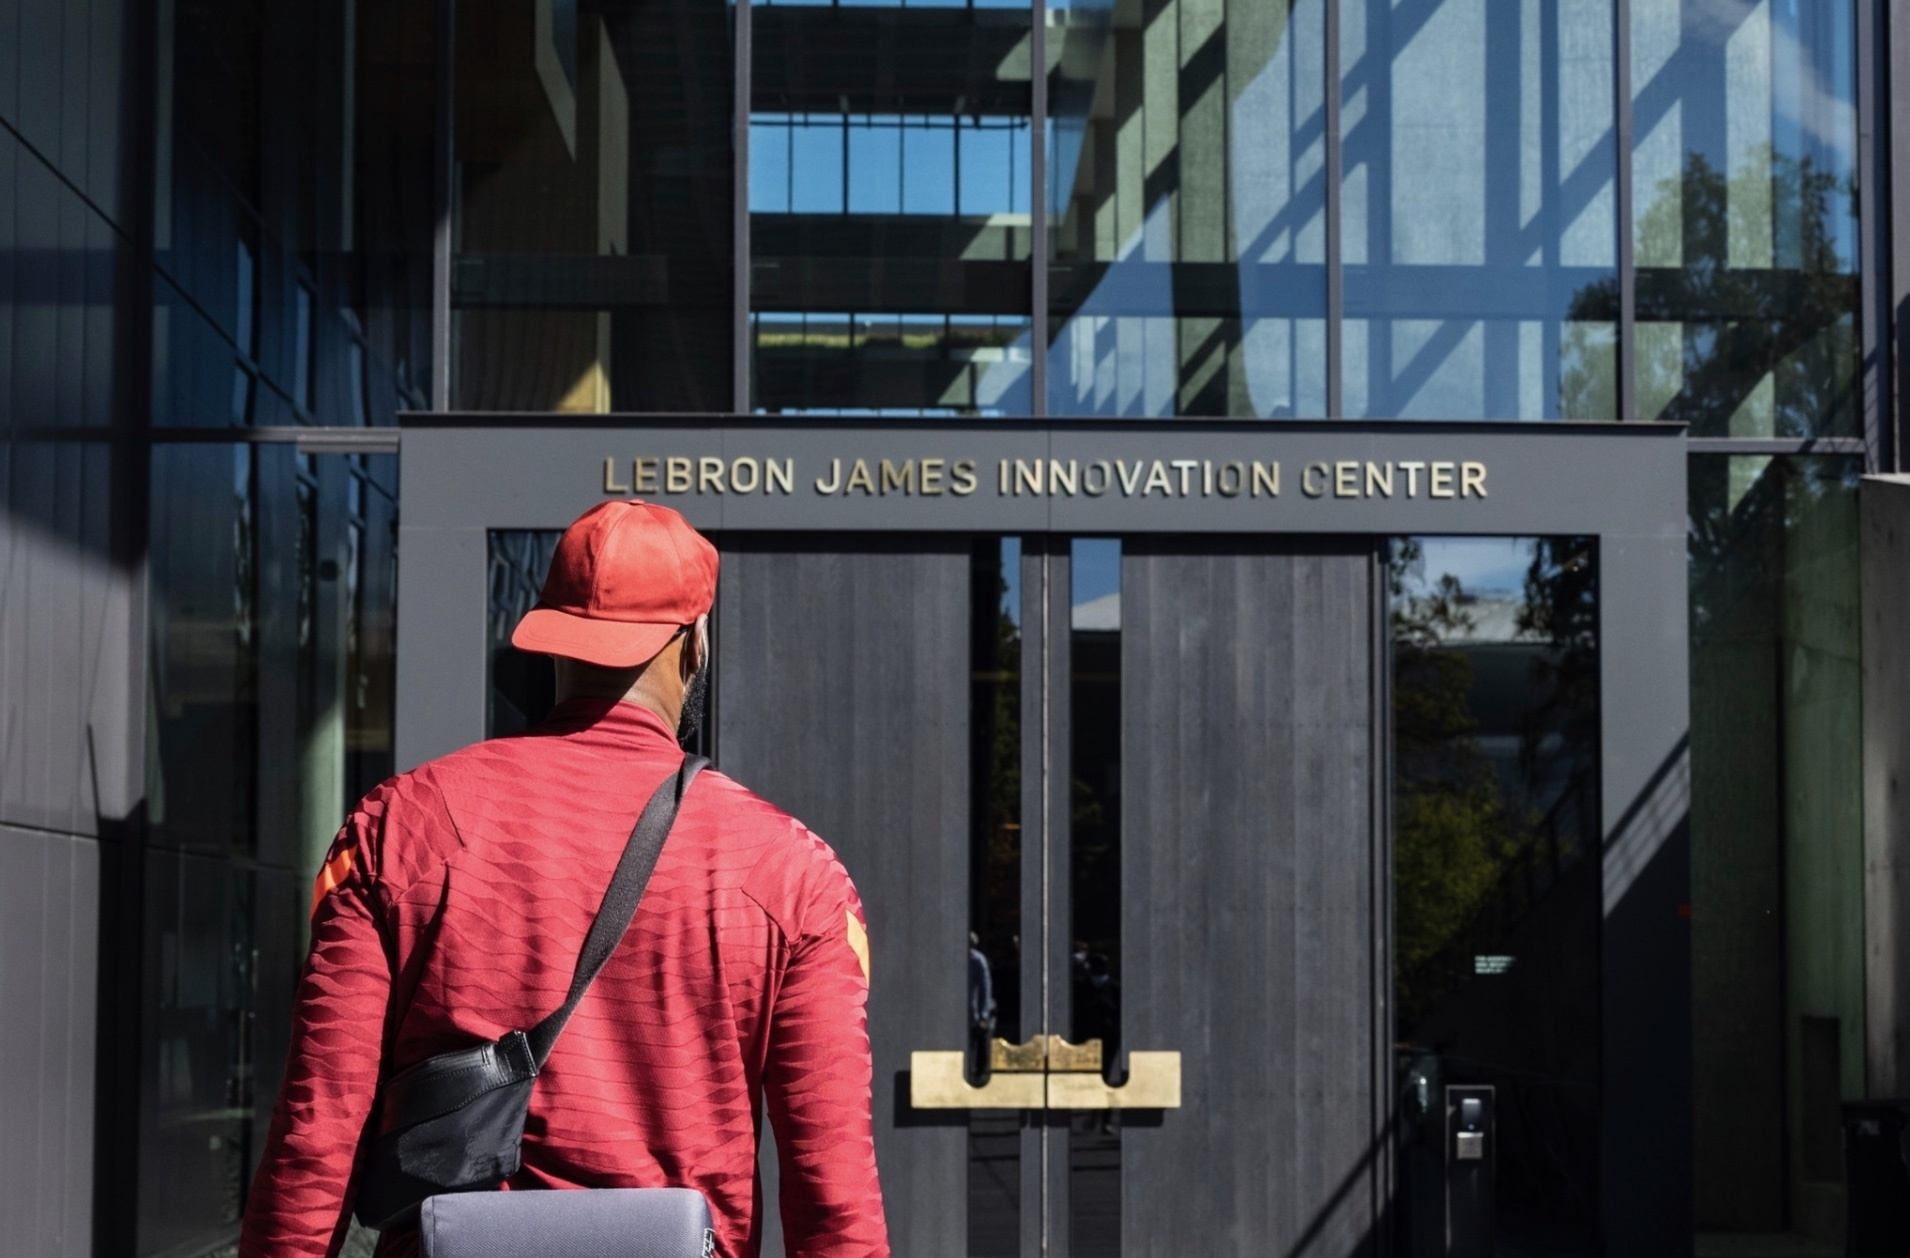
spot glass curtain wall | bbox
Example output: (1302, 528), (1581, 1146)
(1046, 0), (1328, 417)
(748, 0), (1036, 415)
(1634, 1), (1866, 1246)
(442, 0), (1873, 437)
(451, 0), (736, 412)
(1341, 0), (1618, 420)
(1631, 0), (1860, 437)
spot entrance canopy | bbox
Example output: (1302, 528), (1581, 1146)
(396, 415), (1691, 1253)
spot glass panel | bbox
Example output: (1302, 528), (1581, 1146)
(345, 457), (400, 810)
(1688, 455), (1862, 1237)
(137, 852), (259, 1256)
(967, 538), (1023, 1255)
(452, 0), (735, 411)
(1049, 0), (1327, 418)
(1343, 0), (1617, 420)
(148, 444), (259, 854)
(750, 2), (1035, 415)
(1392, 536), (1601, 1255)
(1067, 538), (1121, 1253)
(487, 530), (564, 735)
(1630, 0), (1859, 436)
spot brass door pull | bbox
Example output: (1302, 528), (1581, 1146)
(909, 1050), (1046, 1109)
(909, 1036), (1181, 1110)
(1044, 1051), (1182, 1110)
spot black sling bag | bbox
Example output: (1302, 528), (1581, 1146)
(353, 754), (709, 1231)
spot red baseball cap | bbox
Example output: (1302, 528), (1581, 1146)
(510, 499), (719, 668)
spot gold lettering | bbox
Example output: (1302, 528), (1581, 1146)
(1335, 461), (1360, 498)
(1083, 461), (1112, 496)
(815, 459), (843, 494)
(1398, 461), (1425, 496)
(634, 457), (659, 494)
(698, 456), (726, 494)
(1462, 461), (1488, 498)
(1014, 460), (1044, 496)
(1252, 462), (1280, 498)
(951, 460), (979, 496)
(1302, 462), (1329, 498)
(666, 457), (693, 494)
(1430, 462), (1456, 498)
(1048, 459), (1078, 496)
(731, 457), (761, 494)
(845, 459), (876, 495)
(1142, 461), (1173, 497)
(1365, 462), (1394, 498)
(766, 459), (795, 495)
(880, 459), (916, 495)
(1217, 461), (1244, 497)
(603, 456), (632, 495)
(920, 458), (945, 495)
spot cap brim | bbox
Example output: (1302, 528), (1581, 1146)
(510, 607), (682, 669)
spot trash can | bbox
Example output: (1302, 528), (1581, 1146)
(1843, 1100), (1910, 1257)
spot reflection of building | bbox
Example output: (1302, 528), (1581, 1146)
(2, 0), (1908, 1255)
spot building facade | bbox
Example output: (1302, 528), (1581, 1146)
(1, 0), (1905, 1254)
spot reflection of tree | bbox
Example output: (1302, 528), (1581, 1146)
(1392, 539), (1600, 1027)
(974, 565), (1022, 1036)
(1562, 148), (1857, 435)
(1391, 540), (1529, 1025)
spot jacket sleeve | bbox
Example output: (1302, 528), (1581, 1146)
(239, 803), (395, 1258)
(762, 859), (891, 1257)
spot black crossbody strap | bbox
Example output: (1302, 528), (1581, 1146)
(526, 754), (707, 1067)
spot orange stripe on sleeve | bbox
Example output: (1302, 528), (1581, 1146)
(310, 846), (356, 918)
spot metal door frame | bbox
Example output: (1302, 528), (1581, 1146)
(395, 415), (1691, 1254)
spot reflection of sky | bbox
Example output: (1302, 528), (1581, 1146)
(993, 537), (1118, 630)
(750, 115), (1029, 216)
(1400, 537), (1537, 601)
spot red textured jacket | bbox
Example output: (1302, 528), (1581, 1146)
(239, 699), (889, 1258)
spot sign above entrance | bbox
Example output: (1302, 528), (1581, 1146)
(402, 417), (1687, 537)
(603, 453), (1492, 504)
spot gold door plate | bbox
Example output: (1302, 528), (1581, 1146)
(909, 1051), (1047, 1109)
(910, 1042), (1181, 1110)
(1044, 1052), (1182, 1110)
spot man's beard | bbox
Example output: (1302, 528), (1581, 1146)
(676, 664), (711, 749)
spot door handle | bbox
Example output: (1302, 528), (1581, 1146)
(1044, 1050), (1182, 1109)
(909, 1035), (1181, 1110)
(910, 1036), (1047, 1109)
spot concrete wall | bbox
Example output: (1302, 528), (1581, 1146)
(1863, 475), (1910, 1097)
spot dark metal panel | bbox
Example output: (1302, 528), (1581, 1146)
(1119, 539), (1381, 1255)
(1597, 524), (1692, 1253)
(1861, 475), (1910, 1094)
(14, 0), (59, 159)
(714, 537), (972, 1257)
(1022, 540), (1071, 1257)
(0, 825), (100, 1257)
(391, 522), (489, 770)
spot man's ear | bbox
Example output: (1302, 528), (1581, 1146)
(686, 614), (710, 676)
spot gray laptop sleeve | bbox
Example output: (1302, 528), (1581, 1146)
(417, 1188), (714, 1258)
